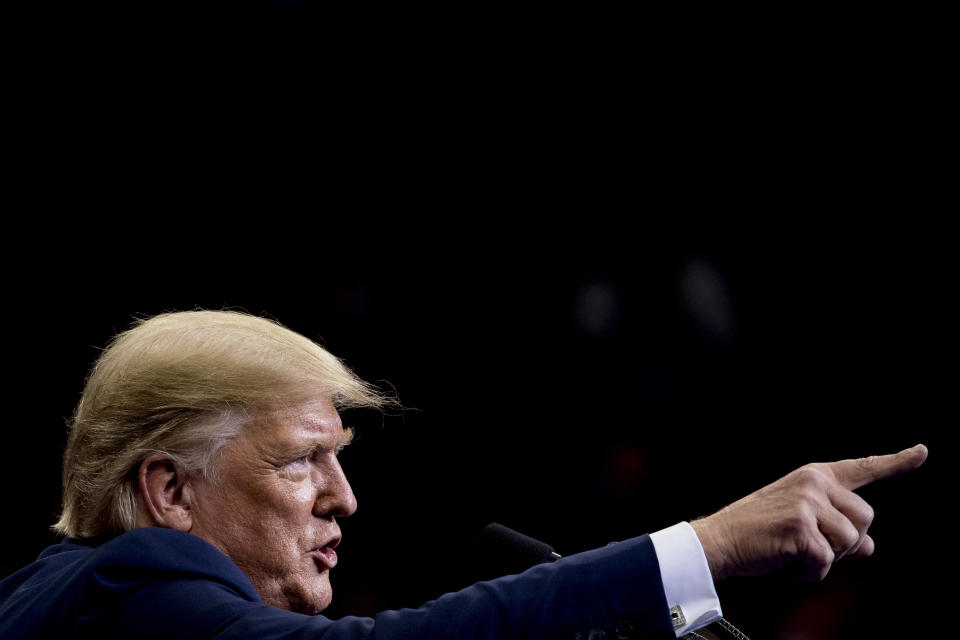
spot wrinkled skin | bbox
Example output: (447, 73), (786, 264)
(188, 398), (357, 613)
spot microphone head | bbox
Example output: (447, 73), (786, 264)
(473, 523), (559, 580)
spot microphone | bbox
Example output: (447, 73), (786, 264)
(473, 522), (561, 579)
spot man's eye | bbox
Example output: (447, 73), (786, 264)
(292, 454), (312, 465)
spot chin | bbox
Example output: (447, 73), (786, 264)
(296, 594), (332, 616)
(284, 578), (333, 615)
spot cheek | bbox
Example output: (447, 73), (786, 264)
(245, 479), (320, 542)
(291, 477), (318, 504)
(200, 469), (320, 548)
(273, 472), (319, 514)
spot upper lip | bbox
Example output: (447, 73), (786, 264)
(313, 533), (341, 552)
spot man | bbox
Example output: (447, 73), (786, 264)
(0, 310), (928, 639)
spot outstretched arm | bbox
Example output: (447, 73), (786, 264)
(690, 444), (928, 582)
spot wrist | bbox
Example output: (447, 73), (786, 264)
(690, 516), (730, 581)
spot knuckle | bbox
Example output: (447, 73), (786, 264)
(825, 546), (836, 566)
(819, 541), (836, 566)
(792, 466), (815, 486)
(807, 541), (834, 572)
(859, 504), (875, 527)
(797, 463), (818, 477)
(782, 515), (804, 536)
(796, 464), (828, 488)
(841, 528), (861, 550)
(783, 506), (814, 534)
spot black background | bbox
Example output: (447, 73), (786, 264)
(2, 17), (951, 639)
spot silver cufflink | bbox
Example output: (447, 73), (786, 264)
(670, 605), (686, 629)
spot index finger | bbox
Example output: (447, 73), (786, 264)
(828, 444), (928, 490)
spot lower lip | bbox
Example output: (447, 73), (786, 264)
(311, 546), (338, 570)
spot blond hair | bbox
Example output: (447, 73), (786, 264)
(54, 310), (393, 539)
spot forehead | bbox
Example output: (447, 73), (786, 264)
(252, 398), (348, 448)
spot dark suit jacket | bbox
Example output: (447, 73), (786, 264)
(0, 527), (675, 639)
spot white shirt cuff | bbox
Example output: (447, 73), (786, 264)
(650, 521), (723, 636)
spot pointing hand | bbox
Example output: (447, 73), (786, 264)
(691, 444), (928, 581)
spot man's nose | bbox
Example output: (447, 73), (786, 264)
(314, 458), (358, 519)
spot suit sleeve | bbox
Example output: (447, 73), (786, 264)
(91, 534), (676, 640)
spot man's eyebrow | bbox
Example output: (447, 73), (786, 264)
(336, 427), (355, 453)
(286, 427), (354, 459)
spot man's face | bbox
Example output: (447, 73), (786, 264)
(188, 397), (357, 614)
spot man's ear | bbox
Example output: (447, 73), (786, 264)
(135, 453), (194, 531)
